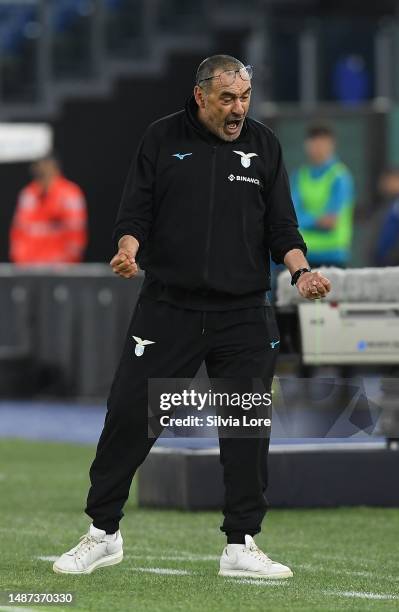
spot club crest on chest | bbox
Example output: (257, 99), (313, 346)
(233, 151), (258, 168)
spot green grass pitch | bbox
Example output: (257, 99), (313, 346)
(0, 439), (398, 612)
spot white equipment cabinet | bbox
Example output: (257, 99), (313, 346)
(299, 302), (399, 365)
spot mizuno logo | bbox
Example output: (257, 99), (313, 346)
(270, 340), (280, 349)
(172, 153), (192, 160)
(233, 150), (258, 168)
(132, 336), (156, 357)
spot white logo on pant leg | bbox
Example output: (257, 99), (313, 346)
(233, 151), (258, 168)
(132, 336), (155, 357)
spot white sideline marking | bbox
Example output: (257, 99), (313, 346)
(39, 552), (218, 564)
(36, 555), (58, 562)
(325, 590), (399, 600)
(295, 563), (314, 571)
(342, 570), (377, 578)
(296, 563), (374, 578)
(310, 551), (399, 564)
(40, 551), (218, 562)
(132, 567), (191, 576)
(126, 554), (219, 562)
(297, 563), (399, 581)
(310, 552), (350, 562)
(127, 556), (398, 584)
(170, 548), (219, 556)
(0, 527), (37, 536)
(226, 578), (287, 586)
(0, 608), (37, 612)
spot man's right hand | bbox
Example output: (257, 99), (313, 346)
(110, 235), (139, 278)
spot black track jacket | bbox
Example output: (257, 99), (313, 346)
(113, 96), (307, 310)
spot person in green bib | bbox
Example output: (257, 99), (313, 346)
(290, 124), (355, 267)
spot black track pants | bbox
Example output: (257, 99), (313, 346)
(85, 294), (280, 537)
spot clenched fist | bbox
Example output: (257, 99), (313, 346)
(296, 270), (331, 300)
(110, 235), (139, 278)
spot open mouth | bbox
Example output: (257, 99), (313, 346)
(225, 118), (243, 134)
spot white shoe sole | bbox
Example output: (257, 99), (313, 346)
(52, 550), (123, 575)
(218, 568), (293, 579)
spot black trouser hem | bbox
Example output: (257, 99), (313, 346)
(91, 519), (119, 535)
(227, 532), (246, 544)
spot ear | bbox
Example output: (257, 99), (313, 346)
(194, 85), (206, 109)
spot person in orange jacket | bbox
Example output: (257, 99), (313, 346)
(9, 153), (88, 264)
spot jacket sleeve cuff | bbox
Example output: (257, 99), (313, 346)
(271, 241), (307, 265)
(112, 227), (145, 253)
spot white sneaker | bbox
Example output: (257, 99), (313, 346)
(219, 534), (293, 579)
(52, 524), (123, 575)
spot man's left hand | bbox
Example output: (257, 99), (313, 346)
(296, 270), (331, 300)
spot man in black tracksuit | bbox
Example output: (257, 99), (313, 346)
(53, 55), (331, 578)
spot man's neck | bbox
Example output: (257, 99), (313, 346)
(196, 107), (216, 137)
(311, 156), (336, 170)
(38, 174), (59, 190)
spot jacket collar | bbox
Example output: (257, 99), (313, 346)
(185, 95), (250, 145)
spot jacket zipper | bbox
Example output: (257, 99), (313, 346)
(242, 207), (257, 269)
(203, 146), (217, 284)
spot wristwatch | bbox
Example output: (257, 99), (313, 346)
(291, 267), (311, 286)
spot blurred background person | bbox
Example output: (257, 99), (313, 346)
(9, 153), (88, 264)
(374, 168), (399, 266)
(290, 125), (355, 268)
(332, 54), (370, 106)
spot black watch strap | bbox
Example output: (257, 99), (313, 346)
(291, 267), (311, 286)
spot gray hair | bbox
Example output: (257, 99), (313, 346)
(196, 54), (245, 91)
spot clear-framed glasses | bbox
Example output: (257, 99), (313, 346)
(198, 65), (253, 88)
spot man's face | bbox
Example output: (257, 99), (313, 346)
(194, 73), (252, 142)
(305, 135), (335, 166)
(31, 159), (58, 182)
(379, 173), (399, 199)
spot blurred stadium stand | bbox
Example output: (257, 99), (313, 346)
(1, 0), (399, 264)
(0, 0), (397, 109)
